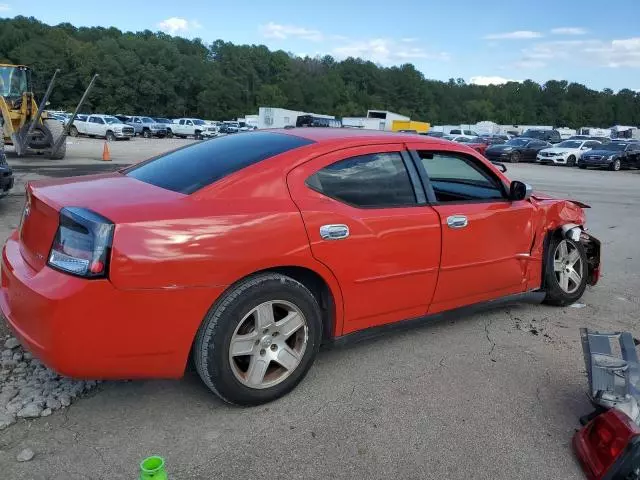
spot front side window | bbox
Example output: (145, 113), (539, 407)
(134, 118), (141, 123)
(418, 152), (505, 203)
(306, 152), (416, 208)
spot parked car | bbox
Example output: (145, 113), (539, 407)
(448, 136), (491, 155)
(0, 129), (601, 406)
(68, 114), (134, 141)
(521, 129), (562, 144)
(200, 125), (220, 139)
(125, 116), (168, 138)
(578, 141), (640, 171)
(153, 118), (175, 138)
(536, 139), (602, 166)
(425, 131), (444, 138)
(172, 118), (207, 139)
(219, 123), (238, 134)
(449, 128), (478, 137)
(0, 150), (14, 199)
(485, 137), (551, 163)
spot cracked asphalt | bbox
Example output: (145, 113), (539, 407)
(1, 142), (639, 479)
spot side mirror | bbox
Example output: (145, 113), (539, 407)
(510, 180), (532, 201)
(581, 146), (589, 150)
(491, 161), (507, 173)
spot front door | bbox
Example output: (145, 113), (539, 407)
(287, 144), (441, 335)
(407, 147), (536, 314)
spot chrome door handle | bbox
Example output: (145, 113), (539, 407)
(320, 224), (350, 240)
(447, 215), (468, 229)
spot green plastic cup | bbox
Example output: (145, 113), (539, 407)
(140, 456), (168, 480)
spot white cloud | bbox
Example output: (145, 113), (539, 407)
(260, 22), (323, 42)
(470, 76), (518, 86)
(519, 38), (640, 68)
(513, 59), (547, 69)
(332, 38), (449, 64)
(551, 27), (587, 35)
(0, 3), (10, 12)
(484, 30), (543, 40)
(157, 17), (202, 35)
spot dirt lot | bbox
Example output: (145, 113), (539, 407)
(0, 140), (639, 479)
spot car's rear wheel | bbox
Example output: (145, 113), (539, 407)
(610, 158), (621, 171)
(142, 129), (151, 139)
(567, 155), (576, 167)
(509, 151), (520, 163)
(193, 273), (322, 405)
(542, 235), (588, 306)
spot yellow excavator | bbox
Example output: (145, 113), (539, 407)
(0, 64), (97, 160)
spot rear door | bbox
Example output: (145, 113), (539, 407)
(407, 146), (536, 314)
(287, 144), (441, 335)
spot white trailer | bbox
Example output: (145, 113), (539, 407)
(258, 107), (334, 129)
(366, 110), (409, 131)
(342, 117), (386, 130)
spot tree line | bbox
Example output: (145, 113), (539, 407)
(1, 16), (638, 128)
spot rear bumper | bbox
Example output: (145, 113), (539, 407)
(0, 235), (226, 379)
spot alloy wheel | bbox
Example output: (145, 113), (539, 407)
(228, 300), (308, 389)
(553, 239), (584, 294)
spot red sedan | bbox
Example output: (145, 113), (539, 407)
(0, 129), (601, 405)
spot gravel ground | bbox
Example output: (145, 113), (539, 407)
(0, 155), (638, 479)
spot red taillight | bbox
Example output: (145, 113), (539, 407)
(47, 207), (114, 279)
(573, 409), (640, 480)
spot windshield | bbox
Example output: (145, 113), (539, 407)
(104, 116), (121, 124)
(142, 117), (154, 123)
(556, 140), (582, 148)
(193, 119), (206, 125)
(0, 65), (29, 98)
(600, 143), (627, 152)
(506, 138), (529, 146)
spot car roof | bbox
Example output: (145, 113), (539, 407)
(272, 127), (452, 147)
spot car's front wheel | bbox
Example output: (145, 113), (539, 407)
(193, 273), (322, 405)
(610, 158), (621, 171)
(509, 151), (520, 163)
(567, 155), (576, 167)
(543, 235), (588, 306)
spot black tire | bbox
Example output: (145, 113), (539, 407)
(69, 125), (79, 137)
(124, 137), (131, 141)
(610, 159), (621, 171)
(194, 130), (202, 140)
(166, 129), (173, 138)
(142, 129), (151, 139)
(509, 151), (520, 163)
(44, 120), (66, 160)
(193, 273), (322, 406)
(542, 234), (588, 306)
(567, 155), (576, 167)
(105, 131), (116, 142)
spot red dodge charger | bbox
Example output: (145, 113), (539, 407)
(0, 129), (601, 405)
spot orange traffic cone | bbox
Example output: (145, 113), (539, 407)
(102, 141), (111, 161)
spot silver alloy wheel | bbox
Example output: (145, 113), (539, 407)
(228, 300), (308, 389)
(553, 239), (584, 294)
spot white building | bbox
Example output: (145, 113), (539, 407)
(611, 125), (639, 139)
(342, 110), (410, 131)
(257, 107), (334, 129)
(579, 127), (612, 137)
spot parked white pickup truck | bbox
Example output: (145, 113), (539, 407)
(69, 114), (134, 141)
(172, 118), (207, 139)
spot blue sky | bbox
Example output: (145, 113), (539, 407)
(2, 0), (639, 91)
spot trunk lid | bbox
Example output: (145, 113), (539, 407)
(19, 173), (186, 272)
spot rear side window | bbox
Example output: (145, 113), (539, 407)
(419, 152), (505, 202)
(306, 152), (416, 208)
(126, 132), (313, 194)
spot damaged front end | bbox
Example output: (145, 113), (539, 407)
(574, 329), (640, 480)
(562, 225), (602, 286)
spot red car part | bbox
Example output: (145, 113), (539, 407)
(573, 408), (640, 480)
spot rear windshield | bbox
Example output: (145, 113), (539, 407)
(126, 131), (314, 194)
